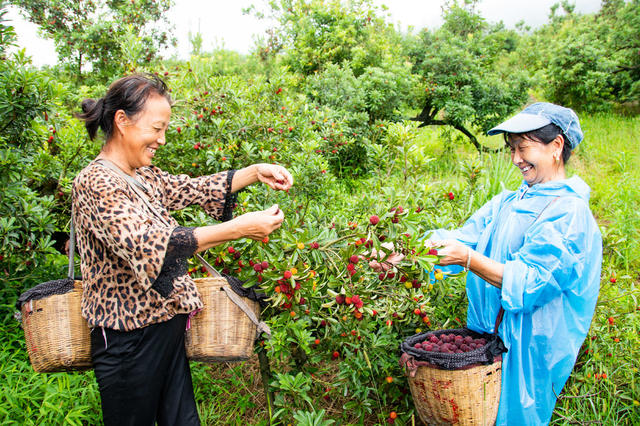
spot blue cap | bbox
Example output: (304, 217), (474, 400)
(488, 102), (583, 149)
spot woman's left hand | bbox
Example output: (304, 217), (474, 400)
(424, 239), (468, 267)
(256, 164), (294, 191)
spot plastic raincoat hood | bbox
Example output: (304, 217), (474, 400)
(429, 176), (602, 425)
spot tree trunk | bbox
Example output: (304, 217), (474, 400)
(410, 104), (499, 153)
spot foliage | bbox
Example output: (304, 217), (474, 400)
(259, 0), (401, 77)
(516, 0), (640, 112)
(9, 0), (175, 79)
(406, 1), (531, 151)
(1, 0), (639, 424)
(0, 1), (16, 57)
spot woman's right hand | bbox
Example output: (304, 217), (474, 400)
(233, 204), (284, 240)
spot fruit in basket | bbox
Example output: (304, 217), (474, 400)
(417, 333), (489, 353)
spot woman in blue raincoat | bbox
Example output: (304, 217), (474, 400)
(376, 103), (602, 425)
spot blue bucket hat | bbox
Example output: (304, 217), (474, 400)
(488, 102), (583, 149)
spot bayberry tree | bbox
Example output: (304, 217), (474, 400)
(406, 1), (530, 151)
(9, 0), (176, 79)
(516, 0), (640, 112)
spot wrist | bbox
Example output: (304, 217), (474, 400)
(464, 247), (472, 272)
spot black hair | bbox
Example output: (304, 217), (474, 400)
(503, 123), (572, 163)
(76, 73), (172, 141)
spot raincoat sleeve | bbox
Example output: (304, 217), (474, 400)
(501, 197), (600, 314)
(426, 193), (505, 275)
(428, 192), (504, 245)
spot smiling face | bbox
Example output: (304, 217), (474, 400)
(507, 134), (564, 186)
(118, 94), (171, 170)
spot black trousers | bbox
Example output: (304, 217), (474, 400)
(90, 314), (200, 426)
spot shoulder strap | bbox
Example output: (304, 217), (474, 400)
(96, 159), (269, 335)
(96, 159), (223, 278)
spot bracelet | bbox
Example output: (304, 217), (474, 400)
(464, 247), (472, 272)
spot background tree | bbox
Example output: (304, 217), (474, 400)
(516, 0), (640, 112)
(406, 1), (530, 151)
(9, 0), (176, 80)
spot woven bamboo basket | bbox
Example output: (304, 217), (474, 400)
(185, 277), (260, 362)
(21, 280), (92, 373)
(408, 360), (501, 426)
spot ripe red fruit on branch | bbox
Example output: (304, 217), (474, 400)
(351, 295), (363, 309)
(331, 351), (340, 360)
(447, 192), (455, 200)
(349, 255), (359, 264)
(261, 261), (269, 270)
(283, 270), (292, 279)
(335, 295), (345, 305)
(370, 215), (380, 225)
(227, 246), (235, 254)
(428, 248), (438, 256)
(608, 317), (614, 325)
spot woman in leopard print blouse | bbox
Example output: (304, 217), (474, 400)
(73, 73), (292, 426)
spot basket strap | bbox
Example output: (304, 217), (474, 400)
(493, 306), (505, 335)
(68, 209), (76, 280)
(96, 159), (222, 277)
(221, 286), (271, 337)
(97, 159), (271, 338)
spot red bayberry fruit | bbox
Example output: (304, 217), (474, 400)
(349, 255), (359, 264)
(370, 215), (380, 225)
(253, 264), (262, 272)
(332, 351), (339, 360)
(314, 339), (320, 345)
(448, 192), (454, 200)
(283, 270), (292, 279)
(428, 248), (438, 256)
(351, 295), (363, 309)
(227, 246), (235, 254)
(608, 317), (614, 325)
(335, 295), (345, 305)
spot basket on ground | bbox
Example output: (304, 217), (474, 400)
(20, 279), (92, 373)
(405, 350), (501, 425)
(185, 277), (261, 362)
(400, 321), (506, 426)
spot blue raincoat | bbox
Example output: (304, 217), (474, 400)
(428, 176), (602, 425)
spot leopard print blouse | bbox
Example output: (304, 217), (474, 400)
(72, 161), (234, 331)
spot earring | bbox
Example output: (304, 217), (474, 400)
(555, 154), (560, 164)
